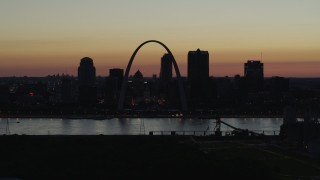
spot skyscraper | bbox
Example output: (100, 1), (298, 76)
(78, 57), (97, 105)
(188, 48), (209, 83)
(244, 60), (264, 92)
(187, 49), (209, 106)
(106, 68), (124, 104)
(132, 70), (145, 105)
(160, 53), (173, 81)
(109, 68), (124, 89)
(78, 57), (96, 86)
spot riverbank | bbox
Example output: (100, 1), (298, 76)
(0, 114), (284, 119)
(0, 135), (319, 179)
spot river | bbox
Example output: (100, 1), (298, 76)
(0, 117), (283, 135)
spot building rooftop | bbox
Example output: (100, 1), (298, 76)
(133, 70), (143, 79)
(246, 60), (262, 64)
(188, 48), (209, 55)
(80, 57), (94, 66)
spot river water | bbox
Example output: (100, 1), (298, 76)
(0, 118), (283, 135)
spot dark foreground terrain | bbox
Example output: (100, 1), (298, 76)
(0, 135), (319, 180)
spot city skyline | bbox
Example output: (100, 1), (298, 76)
(1, 0), (320, 77)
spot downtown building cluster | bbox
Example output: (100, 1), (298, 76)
(0, 48), (296, 117)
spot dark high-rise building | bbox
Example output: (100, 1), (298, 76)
(106, 68), (124, 105)
(132, 70), (145, 105)
(109, 68), (124, 89)
(132, 70), (145, 97)
(78, 57), (97, 105)
(187, 49), (209, 106)
(188, 48), (209, 83)
(160, 53), (173, 81)
(244, 60), (264, 92)
(78, 57), (96, 86)
(159, 54), (174, 105)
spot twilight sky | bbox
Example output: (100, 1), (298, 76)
(1, 0), (320, 77)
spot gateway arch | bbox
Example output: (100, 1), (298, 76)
(117, 40), (187, 112)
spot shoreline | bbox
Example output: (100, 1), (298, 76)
(0, 114), (284, 119)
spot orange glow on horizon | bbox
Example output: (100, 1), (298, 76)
(1, 46), (320, 77)
(1, 60), (320, 78)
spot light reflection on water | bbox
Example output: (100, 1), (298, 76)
(0, 118), (283, 135)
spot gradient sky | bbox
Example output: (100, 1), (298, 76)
(1, 0), (320, 77)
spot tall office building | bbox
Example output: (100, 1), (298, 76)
(131, 70), (145, 105)
(187, 49), (209, 106)
(244, 60), (264, 92)
(160, 53), (173, 81)
(109, 68), (124, 89)
(188, 48), (209, 83)
(106, 68), (124, 104)
(78, 57), (96, 86)
(132, 70), (145, 98)
(78, 57), (97, 104)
